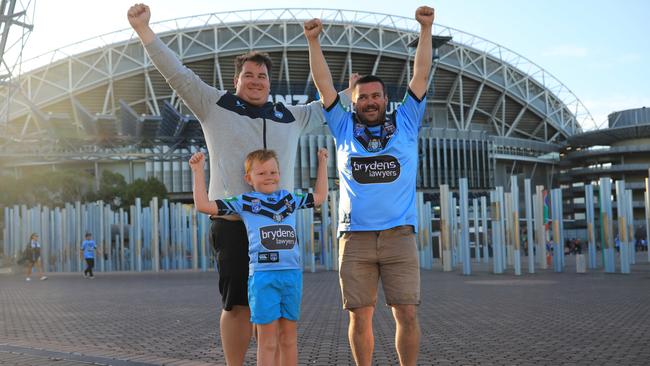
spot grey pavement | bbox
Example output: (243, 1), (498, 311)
(1, 254), (650, 365)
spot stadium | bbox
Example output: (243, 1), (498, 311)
(3, 7), (650, 243)
(0, 8), (595, 197)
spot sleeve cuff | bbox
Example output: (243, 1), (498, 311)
(324, 94), (340, 112)
(407, 87), (424, 104)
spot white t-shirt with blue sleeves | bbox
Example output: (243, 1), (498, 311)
(215, 189), (314, 274)
(324, 89), (426, 234)
(81, 240), (97, 259)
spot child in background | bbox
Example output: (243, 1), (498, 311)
(81, 232), (99, 279)
(189, 148), (329, 366)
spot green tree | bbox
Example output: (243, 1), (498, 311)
(122, 177), (168, 208)
(88, 171), (128, 208)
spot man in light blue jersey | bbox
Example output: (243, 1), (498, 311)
(190, 148), (329, 366)
(304, 6), (434, 366)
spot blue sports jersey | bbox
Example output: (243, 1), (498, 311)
(324, 89), (426, 234)
(215, 190), (314, 274)
(81, 240), (97, 259)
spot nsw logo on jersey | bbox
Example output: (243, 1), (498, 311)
(260, 225), (297, 250)
(351, 155), (401, 184)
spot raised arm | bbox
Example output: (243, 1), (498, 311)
(341, 73), (360, 101)
(312, 148), (329, 206)
(189, 152), (219, 215)
(304, 19), (338, 108)
(127, 4), (155, 45)
(408, 6), (435, 98)
(127, 3), (217, 122)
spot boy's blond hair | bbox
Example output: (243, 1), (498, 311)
(244, 149), (280, 174)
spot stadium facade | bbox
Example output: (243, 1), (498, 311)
(561, 107), (650, 237)
(0, 9), (595, 197)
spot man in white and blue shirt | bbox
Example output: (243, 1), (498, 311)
(305, 6), (434, 365)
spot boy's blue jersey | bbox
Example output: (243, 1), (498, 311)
(81, 240), (97, 259)
(215, 189), (314, 274)
(324, 89), (426, 234)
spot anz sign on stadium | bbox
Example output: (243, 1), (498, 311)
(268, 85), (406, 114)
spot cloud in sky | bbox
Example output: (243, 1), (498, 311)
(541, 44), (588, 58)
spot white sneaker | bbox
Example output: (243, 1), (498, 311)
(40, 276), (48, 281)
(26, 277), (31, 281)
(89, 276), (95, 280)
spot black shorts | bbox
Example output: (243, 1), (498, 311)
(210, 218), (249, 311)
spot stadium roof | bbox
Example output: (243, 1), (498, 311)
(1, 8), (594, 145)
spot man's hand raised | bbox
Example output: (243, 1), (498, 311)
(303, 19), (323, 42)
(127, 3), (151, 31)
(415, 6), (435, 27)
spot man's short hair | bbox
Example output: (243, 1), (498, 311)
(245, 149), (279, 174)
(234, 52), (273, 80)
(354, 75), (387, 96)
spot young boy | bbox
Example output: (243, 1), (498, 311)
(189, 148), (328, 366)
(81, 233), (98, 279)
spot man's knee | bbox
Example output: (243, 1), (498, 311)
(392, 305), (418, 329)
(222, 305), (250, 321)
(349, 306), (374, 332)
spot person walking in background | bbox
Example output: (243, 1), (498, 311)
(81, 233), (98, 279)
(25, 233), (47, 281)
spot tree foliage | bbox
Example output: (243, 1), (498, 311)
(0, 170), (167, 209)
(0, 169), (93, 208)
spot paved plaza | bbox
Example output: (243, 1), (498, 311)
(1, 255), (649, 365)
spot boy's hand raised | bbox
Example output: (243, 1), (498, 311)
(317, 148), (329, 164)
(189, 152), (205, 171)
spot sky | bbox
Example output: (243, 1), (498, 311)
(10, 0), (650, 130)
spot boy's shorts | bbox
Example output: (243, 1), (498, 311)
(338, 225), (420, 309)
(248, 269), (302, 325)
(210, 218), (250, 311)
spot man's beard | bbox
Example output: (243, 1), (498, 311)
(355, 104), (386, 126)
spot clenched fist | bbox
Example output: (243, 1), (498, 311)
(127, 3), (151, 31)
(415, 6), (434, 27)
(188, 152), (205, 171)
(303, 18), (323, 41)
(317, 148), (329, 163)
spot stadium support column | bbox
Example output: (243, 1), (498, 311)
(481, 196), (489, 263)
(473, 198), (480, 264)
(585, 184), (597, 269)
(626, 189), (635, 266)
(645, 174), (650, 263)
(490, 189), (503, 274)
(615, 181), (630, 274)
(524, 179), (534, 274)
(459, 178), (471, 275)
(600, 178), (615, 273)
(511, 176), (521, 275)
(440, 184), (452, 271)
(534, 186), (547, 269)
(98, 201), (105, 273)
(135, 198), (142, 272)
(498, 186), (507, 272)
(551, 189), (563, 272)
(151, 197), (160, 272)
(646, 176), (650, 263)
